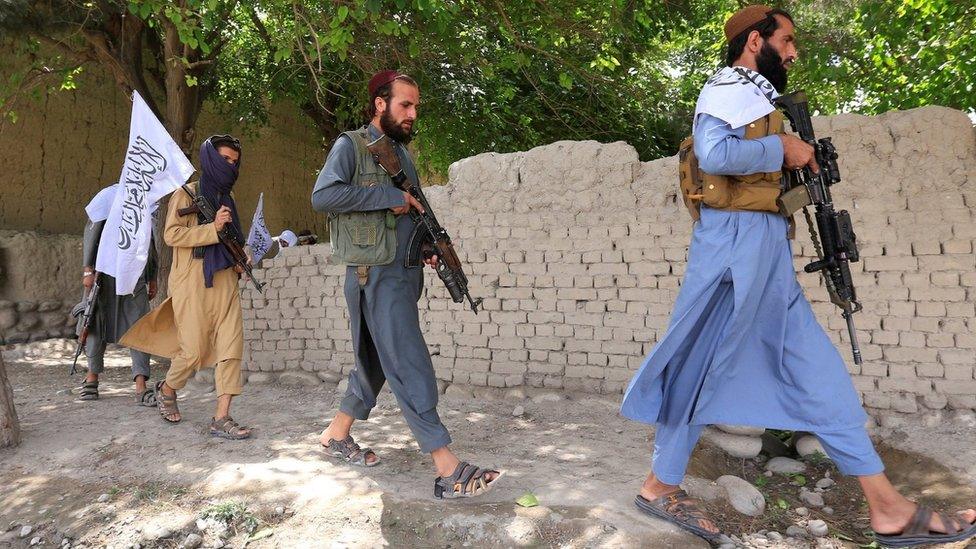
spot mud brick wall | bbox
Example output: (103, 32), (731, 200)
(0, 230), (81, 344)
(0, 48), (326, 238)
(240, 105), (976, 414)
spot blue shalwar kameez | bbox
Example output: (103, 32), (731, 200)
(621, 84), (883, 484)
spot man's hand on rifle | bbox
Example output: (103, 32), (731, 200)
(148, 280), (157, 300)
(390, 192), (424, 216)
(780, 134), (820, 173)
(214, 205), (233, 230)
(425, 254), (439, 269)
(83, 268), (95, 290)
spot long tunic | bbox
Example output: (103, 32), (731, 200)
(311, 125), (440, 416)
(120, 183), (244, 367)
(620, 96), (867, 433)
(80, 220), (157, 342)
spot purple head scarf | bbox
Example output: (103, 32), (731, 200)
(199, 136), (243, 288)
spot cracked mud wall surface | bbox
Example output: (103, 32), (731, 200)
(243, 105), (976, 414)
(0, 50), (327, 239)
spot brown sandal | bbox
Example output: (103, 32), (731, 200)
(155, 381), (181, 423)
(635, 490), (722, 543)
(874, 505), (976, 547)
(210, 416), (252, 440)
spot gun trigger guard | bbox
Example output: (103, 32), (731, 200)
(404, 223), (433, 268)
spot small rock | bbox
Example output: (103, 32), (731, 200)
(795, 435), (828, 458)
(531, 392), (562, 404)
(183, 533), (203, 549)
(765, 456), (806, 474)
(823, 506), (834, 515)
(195, 519), (207, 532)
(212, 541), (225, 549)
(316, 371), (340, 384)
(799, 489), (825, 508)
(767, 531), (783, 542)
(246, 372), (274, 384)
(97, 494), (110, 503)
(817, 478), (837, 490)
(19, 525), (33, 538)
(715, 424), (766, 436)
(56, 388), (73, 396)
(30, 537), (41, 546)
(512, 405), (525, 417)
(275, 506), (285, 516)
(148, 526), (172, 540)
(763, 470), (773, 477)
(786, 525), (807, 538)
(716, 475), (766, 516)
(795, 507), (809, 516)
(445, 384), (474, 399)
(807, 519), (829, 537)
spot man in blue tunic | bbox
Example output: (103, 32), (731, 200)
(621, 6), (976, 546)
(311, 71), (501, 499)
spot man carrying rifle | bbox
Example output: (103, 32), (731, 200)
(311, 71), (501, 499)
(620, 6), (975, 546)
(121, 135), (252, 440)
(74, 185), (158, 404)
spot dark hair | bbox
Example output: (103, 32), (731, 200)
(367, 74), (418, 119)
(209, 134), (242, 153)
(726, 9), (794, 67)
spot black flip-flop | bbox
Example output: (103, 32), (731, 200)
(635, 491), (723, 543)
(875, 506), (976, 548)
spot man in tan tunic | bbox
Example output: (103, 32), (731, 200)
(122, 135), (251, 439)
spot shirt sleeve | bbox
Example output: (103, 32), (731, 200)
(82, 220), (105, 268)
(693, 113), (784, 176)
(311, 135), (406, 214)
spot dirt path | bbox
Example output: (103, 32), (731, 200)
(1, 340), (974, 549)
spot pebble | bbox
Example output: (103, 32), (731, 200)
(765, 456), (807, 474)
(183, 533), (203, 549)
(807, 519), (829, 537)
(795, 435), (828, 458)
(815, 478), (835, 489)
(786, 525), (807, 538)
(275, 506), (286, 515)
(767, 531), (784, 542)
(795, 506), (809, 516)
(799, 489), (825, 508)
(822, 506), (834, 515)
(19, 525), (33, 538)
(763, 470), (773, 477)
(512, 405), (525, 417)
(30, 537), (42, 546)
(97, 494), (110, 503)
(148, 526), (172, 540)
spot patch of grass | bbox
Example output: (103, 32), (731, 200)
(805, 451), (830, 465)
(788, 473), (807, 487)
(133, 482), (162, 502)
(201, 500), (259, 535)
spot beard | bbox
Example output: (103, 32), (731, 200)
(756, 42), (788, 93)
(379, 106), (414, 144)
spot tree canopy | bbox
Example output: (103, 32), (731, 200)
(2, 0), (974, 174)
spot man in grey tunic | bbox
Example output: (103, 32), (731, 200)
(78, 208), (158, 403)
(312, 71), (501, 499)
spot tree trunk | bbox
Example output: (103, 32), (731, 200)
(0, 354), (21, 448)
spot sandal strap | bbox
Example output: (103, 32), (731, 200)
(906, 506), (933, 536)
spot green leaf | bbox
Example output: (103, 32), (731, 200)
(515, 493), (539, 508)
(558, 72), (573, 90)
(337, 5), (349, 23)
(185, 75), (198, 87)
(776, 498), (788, 510)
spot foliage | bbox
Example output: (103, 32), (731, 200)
(2, 0), (974, 171)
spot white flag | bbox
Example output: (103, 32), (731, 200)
(95, 91), (195, 295)
(247, 192), (273, 262)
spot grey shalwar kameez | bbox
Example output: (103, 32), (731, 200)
(81, 220), (157, 379)
(311, 124), (451, 453)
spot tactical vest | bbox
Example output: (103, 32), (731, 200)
(328, 128), (399, 266)
(678, 111), (786, 222)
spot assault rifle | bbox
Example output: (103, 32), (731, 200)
(775, 91), (863, 365)
(177, 185), (265, 294)
(71, 274), (101, 375)
(366, 135), (483, 314)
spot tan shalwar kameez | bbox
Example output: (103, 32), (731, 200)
(120, 183), (244, 395)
